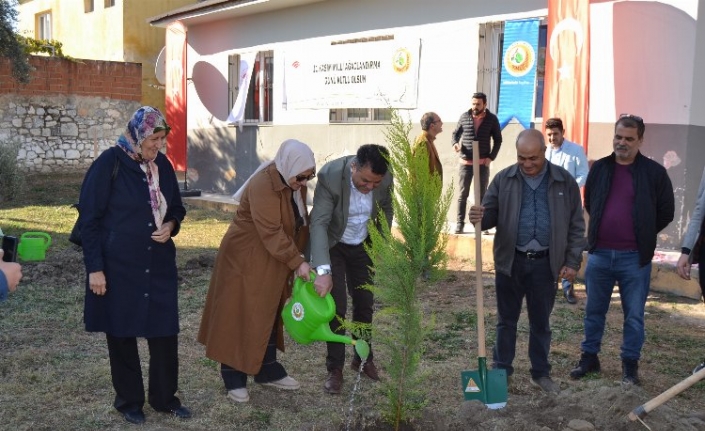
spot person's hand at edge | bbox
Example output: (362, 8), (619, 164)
(0, 250), (22, 292)
(89, 271), (107, 296)
(313, 274), (333, 298)
(677, 253), (691, 280)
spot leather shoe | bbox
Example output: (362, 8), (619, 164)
(564, 286), (577, 304)
(324, 368), (343, 394)
(170, 406), (192, 419)
(454, 223), (464, 234)
(351, 358), (380, 381)
(122, 410), (146, 425)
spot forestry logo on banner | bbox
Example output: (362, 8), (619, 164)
(503, 41), (535, 77)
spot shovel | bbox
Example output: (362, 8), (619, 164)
(629, 365), (705, 422)
(460, 141), (508, 409)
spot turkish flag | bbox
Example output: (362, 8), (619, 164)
(165, 22), (187, 172)
(543, 0), (590, 154)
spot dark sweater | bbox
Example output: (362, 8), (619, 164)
(584, 152), (675, 267)
(451, 109), (503, 160)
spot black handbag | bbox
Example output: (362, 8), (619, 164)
(69, 152), (120, 247)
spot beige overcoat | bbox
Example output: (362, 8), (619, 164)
(198, 164), (308, 374)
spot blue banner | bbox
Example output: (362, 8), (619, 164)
(497, 19), (540, 130)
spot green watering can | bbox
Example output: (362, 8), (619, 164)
(282, 274), (370, 360)
(18, 232), (52, 262)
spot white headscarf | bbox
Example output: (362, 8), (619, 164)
(232, 139), (315, 222)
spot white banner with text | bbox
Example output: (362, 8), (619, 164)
(284, 39), (421, 109)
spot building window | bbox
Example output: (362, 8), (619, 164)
(328, 36), (394, 124)
(228, 51), (274, 123)
(329, 108), (392, 123)
(84, 0), (94, 13)
(104, 0), (116, 7)
(477, 21), (547, 120)
(36, 12), (52, 40)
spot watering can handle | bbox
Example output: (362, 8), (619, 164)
(295, 273), (337, 316)
(21, 232), (52, 248)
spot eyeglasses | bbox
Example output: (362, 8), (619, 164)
(619, 113), (644, 123)
(295, 173), (316, 182)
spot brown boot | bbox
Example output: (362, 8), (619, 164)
(324, 369), (343, 394)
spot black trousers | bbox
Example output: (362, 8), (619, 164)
(220, 317), (286, 389)
(106, 334), (181, 413)
(493, 252), (556, 379)
(457, 163), (490, 223)
(326, 241), (374, 371)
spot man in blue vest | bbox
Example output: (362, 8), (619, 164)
(470, 129), (585, 393)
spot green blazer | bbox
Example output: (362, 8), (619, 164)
(309, 155), (393, 268)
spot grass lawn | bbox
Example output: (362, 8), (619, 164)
(1, 173), (705, 430)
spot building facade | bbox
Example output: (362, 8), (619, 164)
(150, 0), (705, 250)
(17, 0), (196, 112)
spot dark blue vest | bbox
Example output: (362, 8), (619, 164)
(517, 173), (551, 247)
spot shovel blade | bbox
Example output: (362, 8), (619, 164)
(461, 367), (508, 409)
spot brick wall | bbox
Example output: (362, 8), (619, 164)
(0, 56), (142, 101)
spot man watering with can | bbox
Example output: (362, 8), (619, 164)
(470, 129), (585, 393)
(309, 144), (393, 395)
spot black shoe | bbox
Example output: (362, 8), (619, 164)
(454, 223), (464, 234)
(570, 352), (601, 379)
(122, 410), (146, 425)
(693, 359), (705, 375)
(622, 359), (640, 386)
(564, 287), (577, 304)
(170, 406), (192, 419)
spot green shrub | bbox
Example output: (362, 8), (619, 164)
(366, 110), (453, 429)
(0, 140), (25, 202)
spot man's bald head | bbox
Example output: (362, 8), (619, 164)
(515, 129), (547, 177)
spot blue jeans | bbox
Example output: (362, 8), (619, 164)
(493, 252), (556, 379)
(581, 249), (652, 361)
(561, 278), (572, 293)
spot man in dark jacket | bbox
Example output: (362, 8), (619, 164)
(452, 92), (502, 234)
(570, 114), (675, 386)
(470, 129), (585, 394)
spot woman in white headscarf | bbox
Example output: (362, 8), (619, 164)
(198, 139), (316, 403)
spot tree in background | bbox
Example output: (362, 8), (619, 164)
(365, 110), (453, 429)
(0, 0), (31, 83)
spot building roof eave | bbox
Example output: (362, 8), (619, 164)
(148, 0), (327, 28)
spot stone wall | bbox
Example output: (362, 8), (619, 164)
(0, 95), (141, 172)
(0, 57), (142, 173)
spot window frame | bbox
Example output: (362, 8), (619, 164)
(228, 50), (274, 124)
(327, 35), (395, 124)
(36, 11), (52, 41)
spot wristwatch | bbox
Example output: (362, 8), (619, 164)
(316, 266), (332, 276)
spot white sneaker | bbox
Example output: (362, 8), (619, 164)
(261, 375), (301, 390)
(227, 388), (250, 403)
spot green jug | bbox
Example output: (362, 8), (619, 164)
(282, 274), (369, 360)
(17, 232), (52, 262)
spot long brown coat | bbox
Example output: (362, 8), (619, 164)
(197, 164), (308, 374)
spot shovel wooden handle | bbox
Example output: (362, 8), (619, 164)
(629, 366), (705, 421)
(472, 141), (486, 358)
